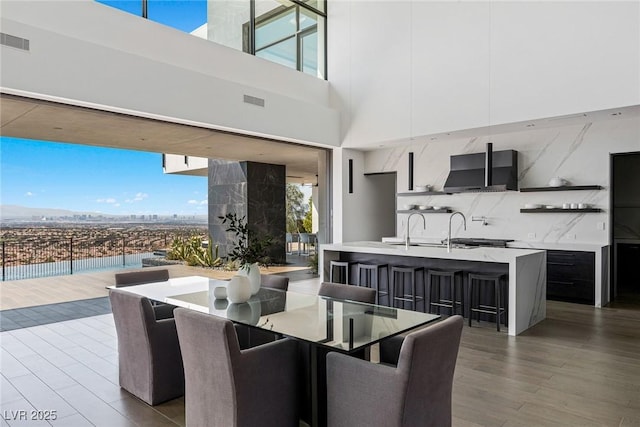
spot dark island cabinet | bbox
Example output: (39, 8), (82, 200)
(546, 250), (595, 304)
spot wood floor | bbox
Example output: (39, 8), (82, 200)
(2, 289), (640, 425)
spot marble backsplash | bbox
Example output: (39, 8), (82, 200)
(365, 116), (640, 245)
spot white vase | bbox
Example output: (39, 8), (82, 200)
(227, 274), (251, 304)
(240, 263), (261, 295)
(227, 299), (261, 325)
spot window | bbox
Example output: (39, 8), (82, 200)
(248, 1), (325, 78)
(95, 0), (326, 79)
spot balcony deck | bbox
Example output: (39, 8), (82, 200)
(0, 256), (317, 311)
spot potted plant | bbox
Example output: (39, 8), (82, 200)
(219, 213), (273, 295)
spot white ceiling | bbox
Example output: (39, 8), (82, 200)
(0, 94), (326, 183)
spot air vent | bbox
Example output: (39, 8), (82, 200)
(0, 33), (30, 51)
(243, 95), (265, 107)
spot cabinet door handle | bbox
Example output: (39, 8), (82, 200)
(549, 280), (575, 286)
(548, 262), (575, 267)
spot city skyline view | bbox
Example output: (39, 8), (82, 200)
(0, 137), (208, 216)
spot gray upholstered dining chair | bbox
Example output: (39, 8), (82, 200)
(114, 268), (175, 319)
(318, 281), (376, 304)
(109, 288), (184, 405)
(326, 315), (463, 427)
(114, 269), (169, 287)
(260, 273), (289, 291)
(174, 308), (299, 427)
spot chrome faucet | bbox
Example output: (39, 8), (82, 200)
(447, 211), (467, 253)
(405, 213), (426, 250)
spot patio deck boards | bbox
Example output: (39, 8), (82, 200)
(0, 258), (315, 311)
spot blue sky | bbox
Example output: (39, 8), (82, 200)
(0, 137), (208, 215)
(96, 0), (207, 33)
(1, 2), (211, 216)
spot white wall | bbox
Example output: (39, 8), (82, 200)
(0, 0), (340, 146)
(329, 1), (640, 148)
(332, 148), (398, 242)
(364, 115), (640, 245)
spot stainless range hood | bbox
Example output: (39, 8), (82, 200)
(443, 143), (518, 193)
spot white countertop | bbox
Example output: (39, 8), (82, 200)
(508, 240), (607, 252)
(322, 241), (543, 263)
(381, 236), (607, 253)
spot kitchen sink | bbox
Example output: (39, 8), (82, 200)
(382, 241), (476, 249)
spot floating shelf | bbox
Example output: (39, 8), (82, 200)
(397, 191), (450, 196)
(520, 208), (602, 213)
(519, 185), (603, 192)
(397, 209), (452, 214)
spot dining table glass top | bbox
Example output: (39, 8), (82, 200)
(115, 275), (440, 353)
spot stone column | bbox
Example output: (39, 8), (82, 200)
(208, 159), (286, 264)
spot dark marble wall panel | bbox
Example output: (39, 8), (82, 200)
(246, 162), (286, 263)
(208, 159), (286, 263)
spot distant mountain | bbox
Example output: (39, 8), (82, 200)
(0, 205), (208, 222)
(0, 205), (106, 219)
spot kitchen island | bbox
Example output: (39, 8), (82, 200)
(320, 241), (546, 336)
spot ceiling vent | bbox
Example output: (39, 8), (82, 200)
(1, 33), (30, 51)
(243, 95), (265, 107)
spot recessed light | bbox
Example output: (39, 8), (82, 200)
(526, 123), (535, 127)
(53, 127), (63, 130)
(611, 112), (622, 116)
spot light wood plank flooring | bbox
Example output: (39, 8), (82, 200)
(2, 294), (640, 425)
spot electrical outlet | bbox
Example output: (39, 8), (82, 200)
(597, 222), (606, 230)
(527, 232), (536, 240)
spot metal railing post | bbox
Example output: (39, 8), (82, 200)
(2, 241), (5, 281)
(70, 237), (74, 275)
(122, 237), (126, 266)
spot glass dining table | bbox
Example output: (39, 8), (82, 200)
(112, 276), (441, 426)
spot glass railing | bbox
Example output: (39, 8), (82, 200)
(0, 227), (205, 281)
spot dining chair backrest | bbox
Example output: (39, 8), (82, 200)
(396, 315), (463, 425)
(174, 308), (299, 427)
(109, 288), (184, 405)
(326, 315), (464, 427)
(261, 274), (289, 291)
(115, 269), (169, 287)
(299, 233), (310, 243)
(318, 282), (376, 304)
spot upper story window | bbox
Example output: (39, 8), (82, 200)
(95, 0), (326, 79)
(247, 1), (323, 77)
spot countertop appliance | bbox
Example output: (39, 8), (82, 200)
(448, 238), (514, 248)
(443, 143), (518, 193)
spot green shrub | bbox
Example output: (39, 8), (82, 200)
(167, 234), (222, 268)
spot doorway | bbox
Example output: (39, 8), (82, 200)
(363, 172), (397, 240)
(611, 152), (640, 305)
